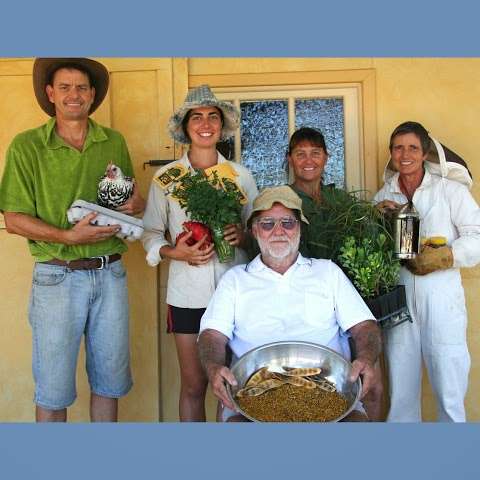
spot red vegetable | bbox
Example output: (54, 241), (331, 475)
(176, 221), (213, 250)
(183, 221), (212, 242)
(175, 231), (195, 247)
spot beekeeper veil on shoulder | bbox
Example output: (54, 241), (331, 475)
(424, 137), (473, 189)
(383, 121), (473, 190)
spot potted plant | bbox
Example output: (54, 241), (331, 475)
(171, 169), (244, 263)
(308, 188), (411, 329)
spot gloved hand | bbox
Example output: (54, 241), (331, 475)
(406, 245), (453, 276)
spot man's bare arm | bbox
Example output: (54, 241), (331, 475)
(4, 211), (120, 245)
(198, 328), (237, 409)
(348, 320), (382, 398)
(349, 320), (382, 364)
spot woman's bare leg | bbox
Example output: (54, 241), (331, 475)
(174, 333), (208, 421)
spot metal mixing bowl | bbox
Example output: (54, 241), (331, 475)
(227, 340), (362, 422)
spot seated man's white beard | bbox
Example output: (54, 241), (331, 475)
(257, 231), (300, 260)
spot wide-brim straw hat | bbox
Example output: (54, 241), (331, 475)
(33, 57), (109, 117)
(247, 185), (309, 226)
(168, 84), (240, 144)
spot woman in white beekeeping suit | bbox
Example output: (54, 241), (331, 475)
(375, 121), (480, 422)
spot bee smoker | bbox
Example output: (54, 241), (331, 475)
(394, 202), (420, 259)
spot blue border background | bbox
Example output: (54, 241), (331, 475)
(1, 0), (480, 478)
(2, 0), (480, 56)
(1, 424), (479, 479)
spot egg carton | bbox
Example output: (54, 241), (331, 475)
(67, 200), (144, 242)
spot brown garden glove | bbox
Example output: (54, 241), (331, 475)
(406, 245), (454, 276)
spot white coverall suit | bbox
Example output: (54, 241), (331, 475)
(375, 165), (480, 422)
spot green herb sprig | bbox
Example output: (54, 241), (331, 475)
(171, 170), (243, 229)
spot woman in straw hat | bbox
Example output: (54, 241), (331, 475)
(142, 85), (258, 421)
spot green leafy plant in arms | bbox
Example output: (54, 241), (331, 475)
(171, 170), (242, 229)
(305, 188), (400, 299)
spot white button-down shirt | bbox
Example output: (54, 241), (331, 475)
(142, 152), (258, 308)
(200, 254), (374, 358)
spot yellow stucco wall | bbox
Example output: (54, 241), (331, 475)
(1, 57), (479, 421)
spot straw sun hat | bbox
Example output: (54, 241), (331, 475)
(168, 84), (240, 144)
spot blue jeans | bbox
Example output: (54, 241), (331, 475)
(29, 260), (133, 410)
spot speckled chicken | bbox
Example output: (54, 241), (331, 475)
(97, 163), (134, 209)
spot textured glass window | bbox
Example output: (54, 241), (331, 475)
(240, 100), (289, 189)
(221, 96), (346, 189)
(295, 98), (345, 188)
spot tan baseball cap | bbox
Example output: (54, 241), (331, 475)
(248, 185), (309, 226)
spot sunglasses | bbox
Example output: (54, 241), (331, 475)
(255, 216), (298, 231)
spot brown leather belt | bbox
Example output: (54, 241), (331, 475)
(42, 254), (122, 270)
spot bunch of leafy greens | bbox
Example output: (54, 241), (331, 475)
(171, 170), (242, 230)
(305, 188), (400, 299)
(338, 234), (399, 298)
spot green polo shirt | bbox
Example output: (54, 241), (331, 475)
(0, 117), (133, 261)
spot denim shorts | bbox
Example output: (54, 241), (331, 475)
(29, 259), (133, 410)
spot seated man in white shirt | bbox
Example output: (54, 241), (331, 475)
(198, 185), (382, 421)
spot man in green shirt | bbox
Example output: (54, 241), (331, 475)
(0, 58), (145, 422)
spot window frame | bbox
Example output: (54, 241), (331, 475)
(214, 84), (363, 191)
(189, 69), (378, 196)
